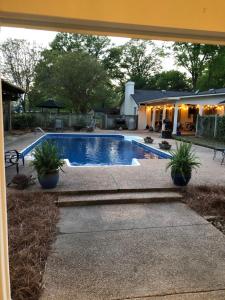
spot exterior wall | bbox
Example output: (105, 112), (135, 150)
(138, 106), (147, 129)
(122, 81), (138, 116)
(179, 108), (193, 127)
(146, 108), (151, 126)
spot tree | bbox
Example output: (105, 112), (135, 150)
(50, 33), (111, 59)
(31, 51), (116, 113)
(172, 42), (218, 90)
(153, 70), (190, 90)
(121, 39), (163, 89)
(102, 46), (125, 86)
(197, 46), (225, 90)
(0, 38), (41, 111)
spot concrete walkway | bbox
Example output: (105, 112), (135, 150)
(41, 202), (225, 300)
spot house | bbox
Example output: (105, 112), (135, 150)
(2, 79), (25, 131)
(120, 81), (225, 134)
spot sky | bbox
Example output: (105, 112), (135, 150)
(0, 26), (177, 71)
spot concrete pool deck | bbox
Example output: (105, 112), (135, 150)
(4, 130), (225, 191)
(40, 202), (225, 300)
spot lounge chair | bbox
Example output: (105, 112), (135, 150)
(5, 150), (24, 174)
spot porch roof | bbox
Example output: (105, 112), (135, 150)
(132, 88), (225, 105)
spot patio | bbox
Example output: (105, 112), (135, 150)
(5, 130), (225, 192)
(40, 202), (225, 300)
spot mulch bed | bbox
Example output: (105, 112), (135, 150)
(182, 185), (225, 234)
(7, 191), (59, 300)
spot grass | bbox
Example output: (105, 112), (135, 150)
(174, 135), (225, 149)
(7, 191), (59, 300)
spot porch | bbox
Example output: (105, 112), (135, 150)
(138, 102), (225, 135)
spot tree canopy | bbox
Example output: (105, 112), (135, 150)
(2, 33), (225, 114)
(0, 38), (41, 111)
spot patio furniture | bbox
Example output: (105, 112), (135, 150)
(213, 147), (225, 165)
(55, 119), (64, 131)
(5, 150), (24, 174)
(161, 130), (172, 139)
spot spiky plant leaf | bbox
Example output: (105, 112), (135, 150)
(31, 141), (65, 175)
(166, 142), (201, 177)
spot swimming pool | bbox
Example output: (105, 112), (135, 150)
(22, 133), (171, 167)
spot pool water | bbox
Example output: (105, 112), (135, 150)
(22, 134), (171, 166)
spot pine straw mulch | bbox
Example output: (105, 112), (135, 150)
(182, 185), (225, 234)
(7, 191), (59, 300)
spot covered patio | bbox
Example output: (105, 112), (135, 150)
(138, 90), (225, 135)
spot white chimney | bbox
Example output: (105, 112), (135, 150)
(124, 81), (135, 115)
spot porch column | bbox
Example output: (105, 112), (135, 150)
(199, 105), (204, 116)
(0, 74), (11, 299)
(172, 104), (179, 135)
(152, 107), (156, 130)
(162, 105), (166, 131)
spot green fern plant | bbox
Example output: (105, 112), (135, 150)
(166, 142), (201, 177)
(31, 141), (64, 175)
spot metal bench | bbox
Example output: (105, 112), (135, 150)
(5, 150), (25, 174)
(213, 147), (225, 165)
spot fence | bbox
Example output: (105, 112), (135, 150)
(196, 115), (225, 141)
(12, 112), (138, 130)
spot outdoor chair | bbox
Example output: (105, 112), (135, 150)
(55, 119), (64, 131)
(5, 150), (25, 174)
(213, 147), (225, 165)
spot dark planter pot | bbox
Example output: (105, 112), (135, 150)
(38, 170), (59, 189)
(159, 143), (171, 150)
(171, 171), (191, 186)
(144, 137), (154, 144)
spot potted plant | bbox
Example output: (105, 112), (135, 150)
(31, 141), (65, 189)
(144, 136), (154, 144)
(159, 140), (171, 150)
(166, 142), (201, 186)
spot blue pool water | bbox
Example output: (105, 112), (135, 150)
(22, 134), (171, 166)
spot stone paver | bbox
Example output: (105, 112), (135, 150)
(41, 203), (225, 300)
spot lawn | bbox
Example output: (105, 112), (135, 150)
(175, 135), (225, 149)
(7, 191), (59, 300)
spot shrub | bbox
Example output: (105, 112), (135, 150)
(166, 142), (201, 177)
(216, 116), (225, 142)
(12, 113), (37, 130)
(31, 141), (64, 175)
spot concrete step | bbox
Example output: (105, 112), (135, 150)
(57, 191), (183, 207)
(57, 187), (181, 196)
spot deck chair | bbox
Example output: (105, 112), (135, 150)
(55, 119), (64, 131)
(5, 150), (24, 174)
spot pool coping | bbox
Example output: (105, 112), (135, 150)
(20, 133), (172, 168)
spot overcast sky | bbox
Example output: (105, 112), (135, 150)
(0, 26), (177, 71)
